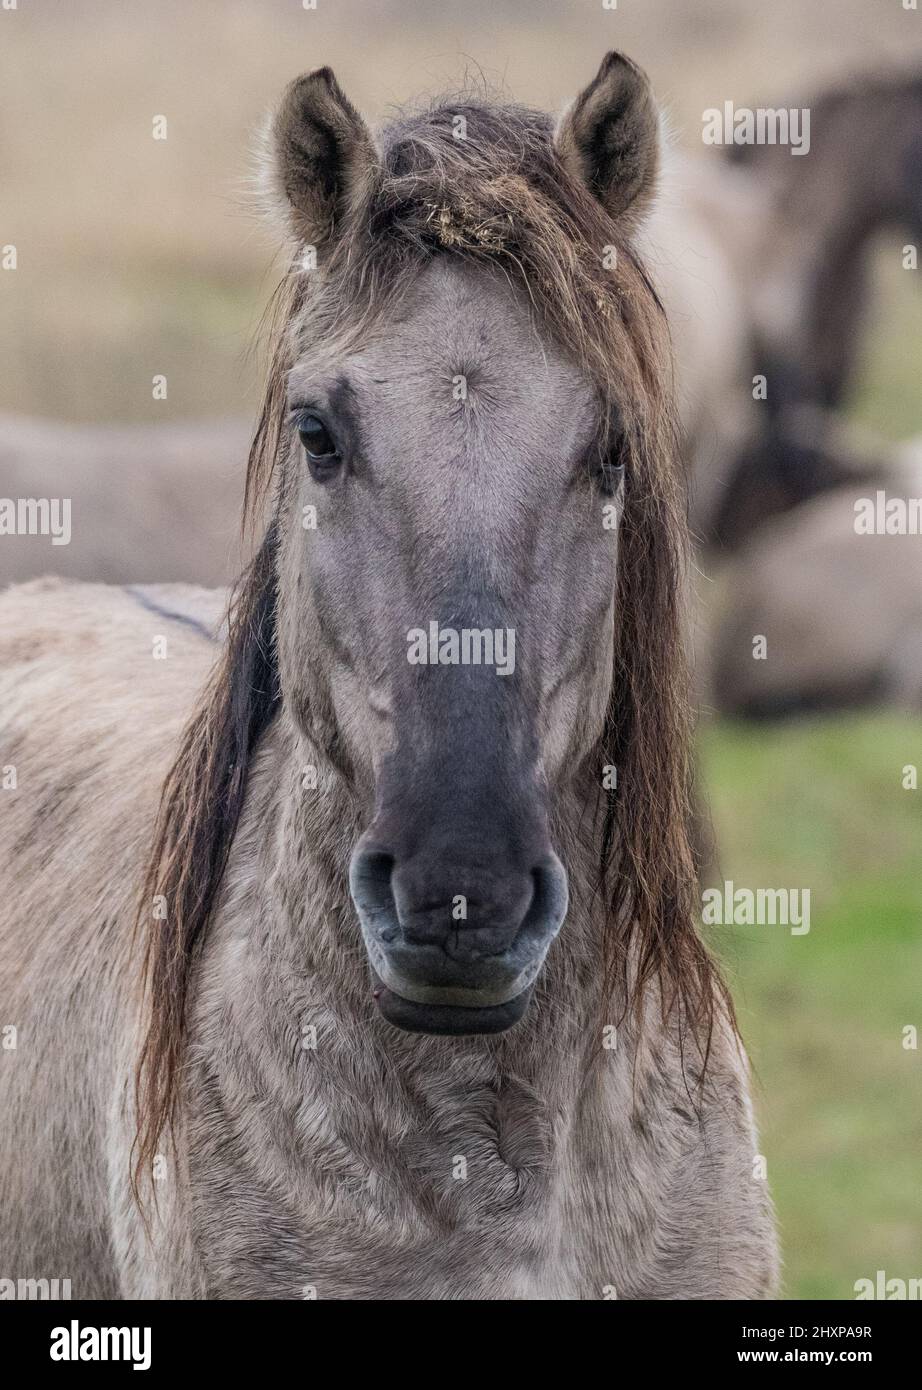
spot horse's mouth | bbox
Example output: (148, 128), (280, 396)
(370, 970), (532, 1035)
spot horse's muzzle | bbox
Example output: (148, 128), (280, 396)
(348, 841), (569, 1035)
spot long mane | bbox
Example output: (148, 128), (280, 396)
(133, 95), (732, 1194)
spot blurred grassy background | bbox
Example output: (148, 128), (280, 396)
(2, 0), (921, 1298)
(702, 717), (922, 1298)
(699, 156), (922, 1296)
(853, 248), (922, 442)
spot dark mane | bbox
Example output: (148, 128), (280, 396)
(134, 95), (730, 1194)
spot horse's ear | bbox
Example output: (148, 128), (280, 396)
(268, 67), (377, 250)
(556, 51), (660, 227)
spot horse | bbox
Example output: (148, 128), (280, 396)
(703, 68), (922, 550)
(0, 53), (778, 1299)
(708, 402), (889, 550)
(709, 434), (922, 719)
(638, 152), (764, 548)
(0, 414), (250, 588)
(728, 68), (922, 417)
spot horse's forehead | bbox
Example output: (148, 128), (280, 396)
(334, 261), (597, 494)
(353, 258), (589, 398)
(290, 259), (599, 532)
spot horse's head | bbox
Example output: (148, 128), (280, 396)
(264, 55), (671, 1034)
(136, 57), (711, 1188)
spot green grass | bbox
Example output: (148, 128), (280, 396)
(850, 246), (922, 442)
(700, 714), (922, 1298)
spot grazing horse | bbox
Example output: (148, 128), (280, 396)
(706, 70), (922, 549)
(729, 68), (922, 416)
(0, 54), (778, 1299)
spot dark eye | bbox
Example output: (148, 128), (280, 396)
(600, 455), (626, 496)
(593, 437), (626, 496)
(297, 413), (340, 479)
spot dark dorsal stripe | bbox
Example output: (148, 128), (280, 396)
(124, 585), (218, 644)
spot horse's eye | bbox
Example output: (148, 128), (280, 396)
(297, 414), (340, 477)
(601, 456), (626, 496)
(595, 405), (627, 496)
(594, 436), (626, 496)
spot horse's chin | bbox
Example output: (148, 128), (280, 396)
(371, 975), (533, 1035)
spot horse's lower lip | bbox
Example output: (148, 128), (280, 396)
(372, 980), (533, 1035)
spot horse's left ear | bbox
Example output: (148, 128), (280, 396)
(556, 52), (660, 228)
(268, 67), (377, 251)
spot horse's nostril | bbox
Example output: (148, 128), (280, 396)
(354, 849), (394, 889)
(349, 847), (398, 942)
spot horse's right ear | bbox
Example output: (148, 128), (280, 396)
(268, 67), (377, 251)
(556, 51), (660, 229)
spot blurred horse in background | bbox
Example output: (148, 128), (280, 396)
(0, 415), (248, 587)
(709, 434), (922, 718)
(730, 69), (922, 416)
(710, 70), (922, 550)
